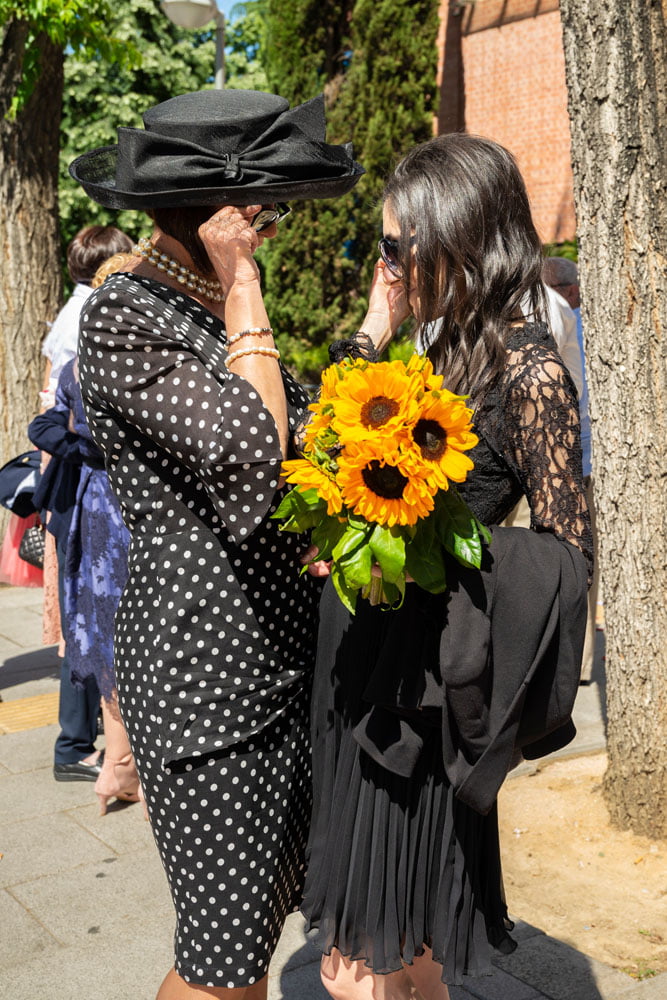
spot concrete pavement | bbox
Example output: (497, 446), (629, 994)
(0, 583), (664, 1000)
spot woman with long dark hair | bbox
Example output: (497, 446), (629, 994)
(301, 133), (592, 999)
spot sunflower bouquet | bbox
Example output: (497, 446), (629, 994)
(273, 354), (490, 613)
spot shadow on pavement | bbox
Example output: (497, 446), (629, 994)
(0, 644), (59, 695)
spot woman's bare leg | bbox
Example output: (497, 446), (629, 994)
(404, 948), (450, 1000)
(156, 968), (268, 1000)
(320, 951), (425, 1000)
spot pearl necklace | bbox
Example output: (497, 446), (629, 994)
(135, 237), (224, 303)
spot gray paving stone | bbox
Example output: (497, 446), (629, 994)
(269, 912), (322, 974)
(0, 610), (43, 649)
(0, 588), (44, 612)
(268, 956), (329, 1000)
(0, 888), (60, 970)
(0, 917), (173, 1000)
(464, 967), (543, 999)
(0, 724), (57, 773)
(495, 933), (638, 1000)
(611, 974), (667, 999)
(68, 797), (156, 856)
(9, 846), (174, 949)
(0, 763), (103, 826)
(0, 644), (60, 698)
(0, 812), (113, 888)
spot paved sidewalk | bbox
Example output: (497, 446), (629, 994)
(0, 584), (664, 1000)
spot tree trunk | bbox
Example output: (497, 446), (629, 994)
(559, 0), (667, 837)
(0, 23), (64, 465)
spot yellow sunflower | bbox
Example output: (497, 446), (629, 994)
(330, 359), (423, 445)
(406, 353), (444, 392)
(281, 458), (343, 515)
(406, 390), (478, 490)
(336, 441), (436, 527)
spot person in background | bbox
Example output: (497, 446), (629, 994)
(35, 225), (133, 782)
(543, 255), (600, 681)
(41, 226), (134, 406)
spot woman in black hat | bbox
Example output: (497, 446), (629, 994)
(70, 89), (364, 1000)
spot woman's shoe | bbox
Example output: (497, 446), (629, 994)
(94, 752), (141, 815)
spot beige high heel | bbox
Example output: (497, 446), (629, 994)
(95, 752), (141, 815)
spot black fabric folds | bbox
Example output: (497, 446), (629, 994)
(302, 582), (516, 987)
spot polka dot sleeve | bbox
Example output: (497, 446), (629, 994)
(78, 275), (283, 542)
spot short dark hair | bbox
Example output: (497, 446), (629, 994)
(148, 206), (218, 275)
(384, 133), (545, 396)
(67, 226), (134, 284)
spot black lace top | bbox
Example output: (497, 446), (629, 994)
(456, 323), (593, 577)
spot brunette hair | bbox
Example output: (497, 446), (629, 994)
(148, 206), (218, 275)
(383, 133), (545, 397)
(67, 225), (134, 284)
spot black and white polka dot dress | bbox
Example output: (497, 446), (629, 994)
(78, 272), (320, 988)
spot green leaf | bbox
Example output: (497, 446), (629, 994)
(311, 516), (347, 562)
(379, 576), (406, 609)
(340, 541), (373, 590)
(369, 524), (406, 584)
(332, 522), (372, 562)
(331, 562), (358, 615)
(272, 487), (326, 532)
(405, 519), (448, 593)
(435, 488), (487, 570)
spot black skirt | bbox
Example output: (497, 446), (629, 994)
(301, 580), (516, 986)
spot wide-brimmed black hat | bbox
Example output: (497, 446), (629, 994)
(69, 90), (365, 209)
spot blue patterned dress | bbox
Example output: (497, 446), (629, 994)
(59, 360), (130, 701)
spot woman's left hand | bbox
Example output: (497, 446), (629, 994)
(301, 544), (331, 578)
(198, 205), (263, 296)
(359, 259), (411, 353)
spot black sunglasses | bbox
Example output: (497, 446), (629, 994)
(378, 235), (416, 277)
(251, 203), (291, 232)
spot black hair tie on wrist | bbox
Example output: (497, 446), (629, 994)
(328, 331), (380, 364)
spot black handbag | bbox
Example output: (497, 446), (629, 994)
(18, 523), (45, 569)
(0, 450), (40, 517)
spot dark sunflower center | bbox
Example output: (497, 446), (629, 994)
(360, 395), (400, 428)
(413, 419), (448, 460)
(361, 460), (408, 500)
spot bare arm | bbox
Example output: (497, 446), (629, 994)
(199, 205), (289, 457)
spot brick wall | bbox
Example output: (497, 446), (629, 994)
(436, 1), (576, 244)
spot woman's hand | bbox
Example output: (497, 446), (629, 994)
(198, 205), (263, 296)
(359, 260), (411, 353)
(301, 544), (332, 578)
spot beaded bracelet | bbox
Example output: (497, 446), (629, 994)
(226, 345), (281, 367)
(226, 326), (274, 346)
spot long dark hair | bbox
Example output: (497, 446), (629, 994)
(383, 133), (545, 397)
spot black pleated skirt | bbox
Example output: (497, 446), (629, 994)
(301, 580), (516, 986)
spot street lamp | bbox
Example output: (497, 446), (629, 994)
(160, 0), (225, 89)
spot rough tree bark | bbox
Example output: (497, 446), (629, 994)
(0, 21), (64, 465)
(559, 1), (667, 837)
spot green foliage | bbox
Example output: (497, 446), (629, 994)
(0, 0), (139, 117)
(258, 0), (439, 380)
(59, 0), (220, 258)
(224, 3), (268, 90)
(544, 238), (579, 261)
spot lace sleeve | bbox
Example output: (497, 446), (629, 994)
(502, 342), (594, 577)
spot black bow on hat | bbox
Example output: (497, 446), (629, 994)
(69, 90), (365, 209)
